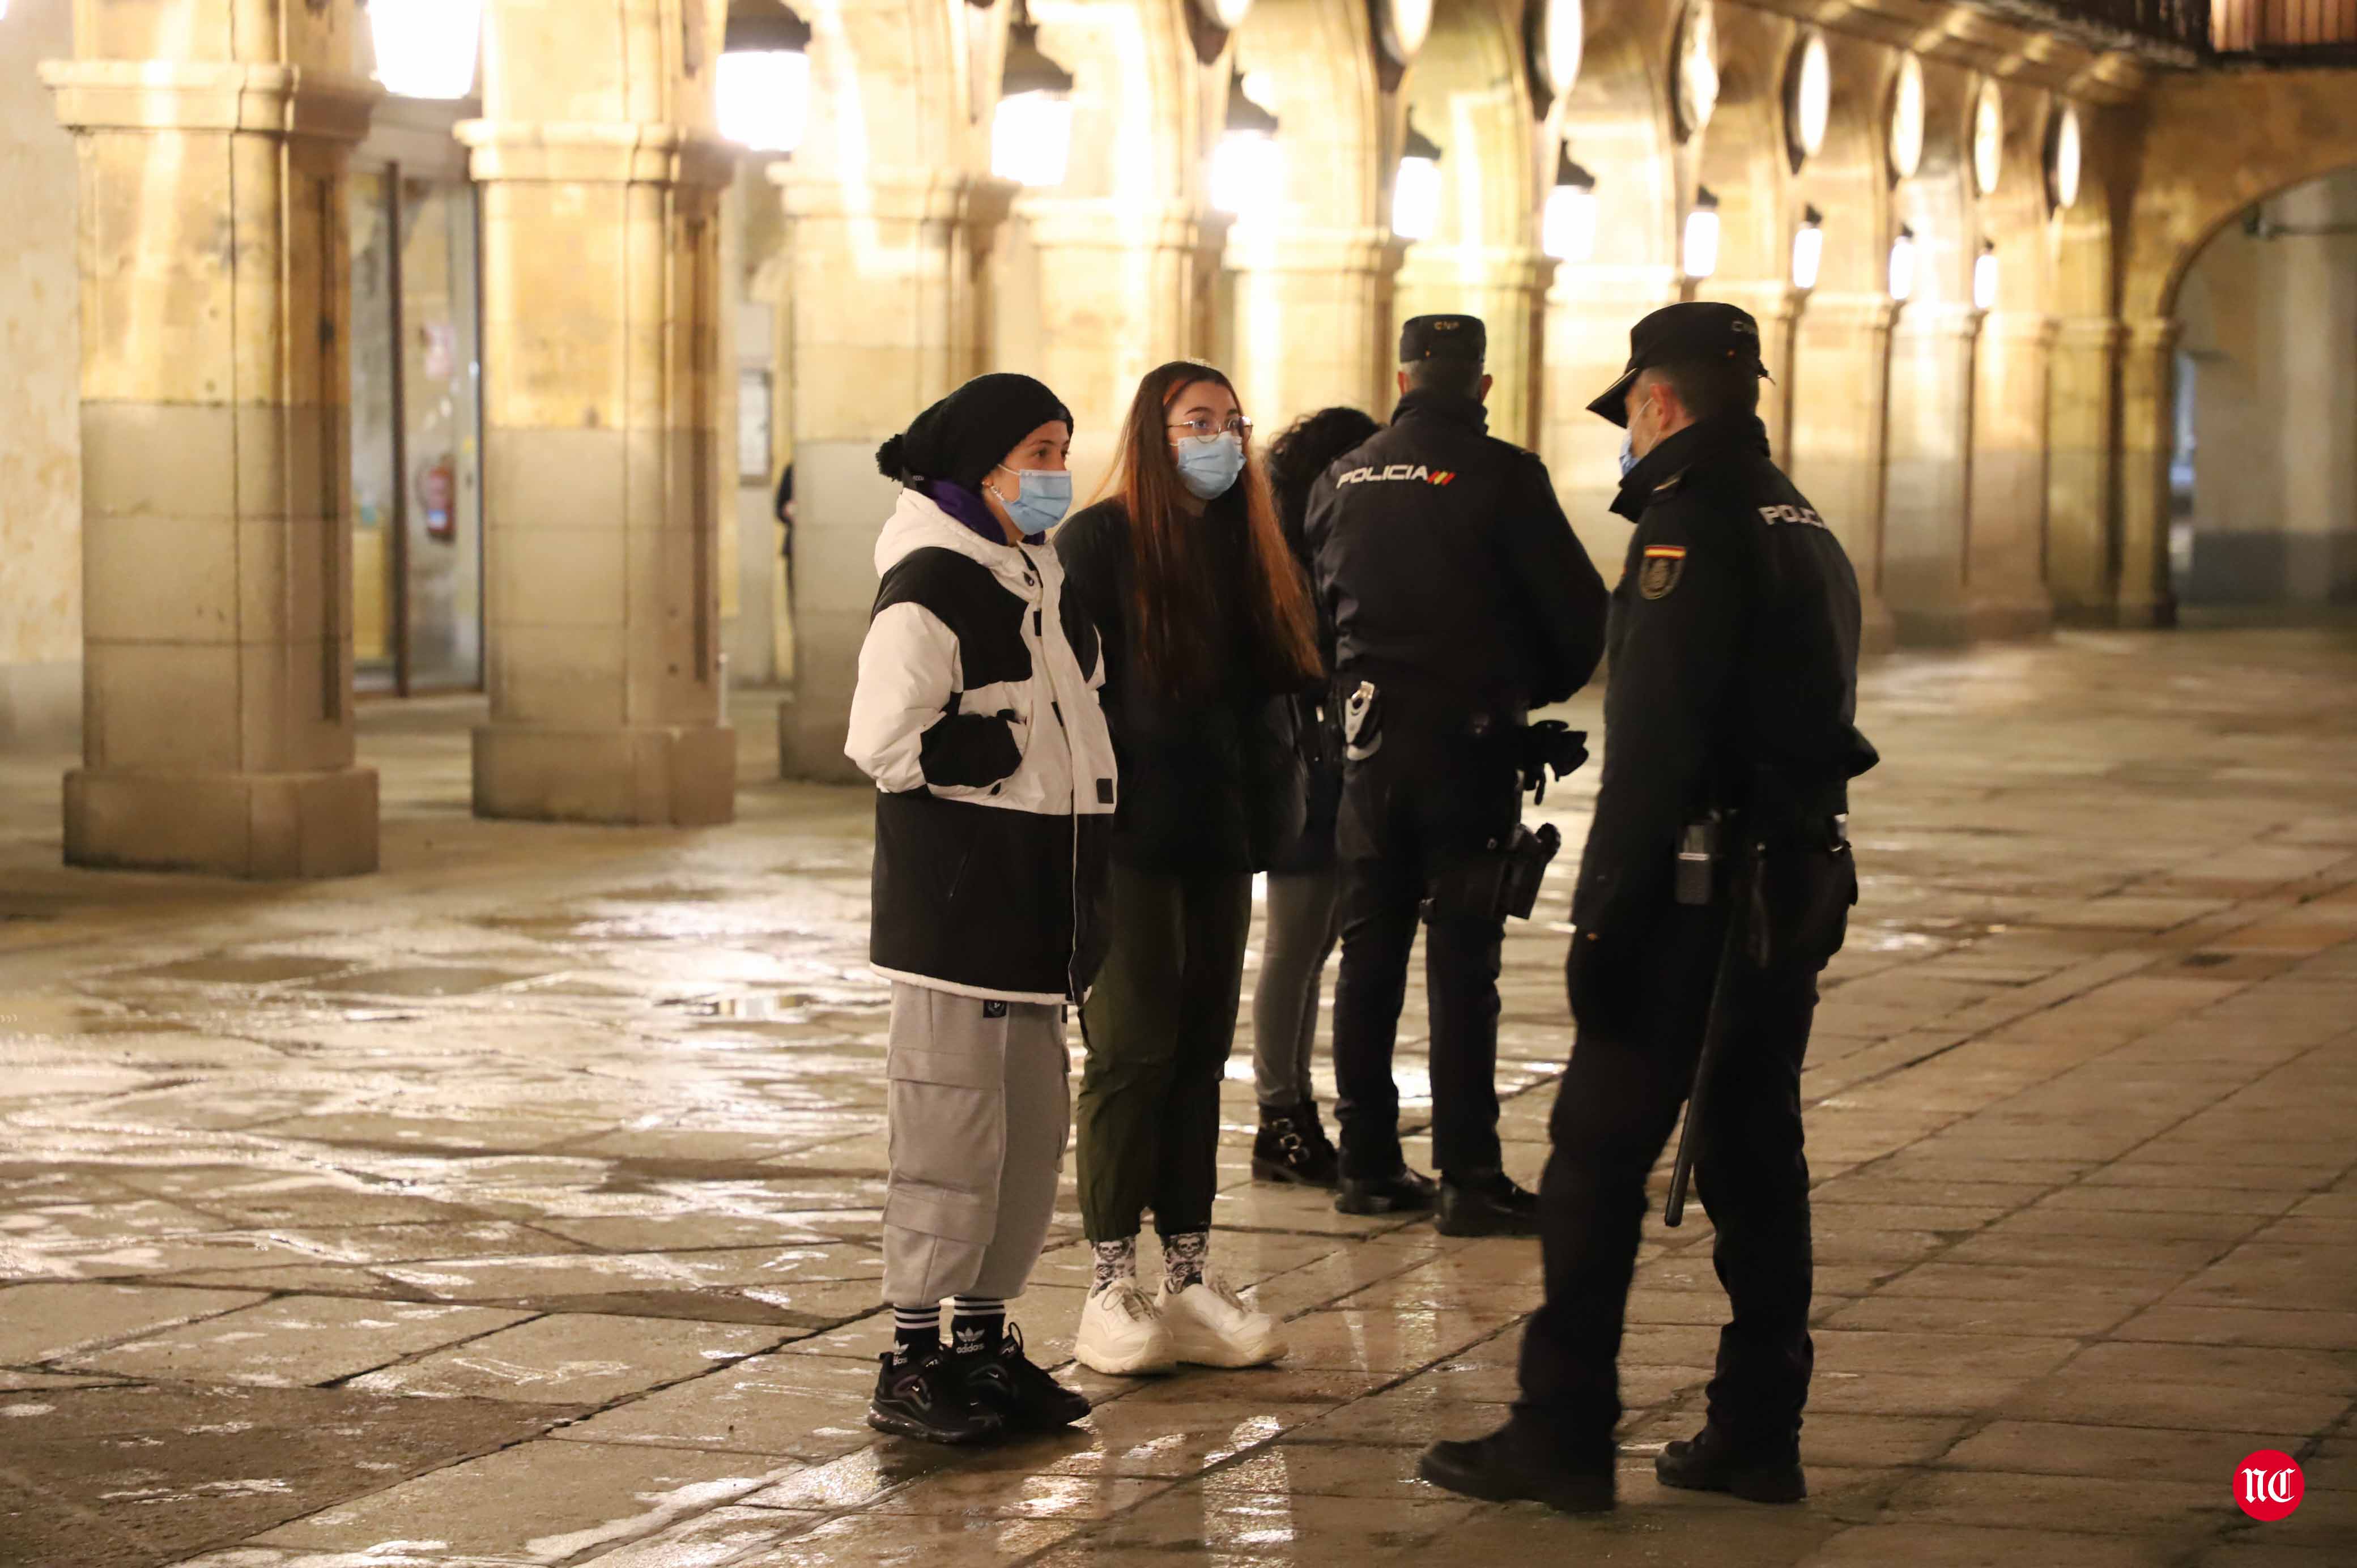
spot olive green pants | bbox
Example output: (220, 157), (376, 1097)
(1075, 863), (1254, 1242)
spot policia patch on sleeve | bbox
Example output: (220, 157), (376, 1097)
(1639, 544), (1686, 600)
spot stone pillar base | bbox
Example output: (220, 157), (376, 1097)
(777, 694), (865, 787)
(472, 725), (735, 826)
(65, 766), (380, 879)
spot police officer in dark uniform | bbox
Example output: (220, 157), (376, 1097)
(1419, 301), (1878, 1511)
(1303, 314), (1610, 1237)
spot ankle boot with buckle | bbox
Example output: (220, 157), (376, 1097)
(1253, 1102), (1341, 1188)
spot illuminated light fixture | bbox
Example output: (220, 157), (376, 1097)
(718, 2), (814, 154)
(1543, 146), (1598, 263)
(1786, 31), (1830, 171)
(1525, 0), (1585, 110)
(1682, 186), (1721, 280)
(1392, 114), (1443, 242)
(1972, 80), (2003, 197)
(993, 7), (1077, 189)
(1791, 204), (1824, 292)
(2048, 102), (2083, 211)
(1196, 0), (1254, 28)
(1376, 0), (1436, 68)
(1887, 224), (1918, 303)
(1211, 70), (1282, 224)
(1888, 53), (1924, 182)
(368, 0), (484, 100)
(1973, 240), (1999, 312)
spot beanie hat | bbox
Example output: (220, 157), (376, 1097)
(875, 373), (1075, 491)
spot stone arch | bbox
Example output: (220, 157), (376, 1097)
(1538, 0), (1680, 568)
(1224, 0), (1395, 431)
(2111, 69), (2357, 628)
(1395, 0), (1548, 442)
(1783, 32), (1897, 646)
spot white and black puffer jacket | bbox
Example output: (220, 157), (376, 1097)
(846, 487), (1118, 1004)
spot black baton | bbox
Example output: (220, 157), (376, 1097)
(1663, 853), (1754, 1228)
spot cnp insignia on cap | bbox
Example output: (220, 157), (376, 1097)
(1585, 301), (1771, 427)
(1400, 314), (1488, 364)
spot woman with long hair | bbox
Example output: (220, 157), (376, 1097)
(1055, 361), (1324, 1375)
(1249, 406), (1382, 1188)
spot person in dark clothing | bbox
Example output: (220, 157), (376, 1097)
(1420, 301), (1879, 1514)
(1304, 314), (1610, 1237)
(1056, 360), (1325, 1377)
(1251, 406), (1382, 1189)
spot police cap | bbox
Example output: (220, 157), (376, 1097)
(1585, 301), (1768, 427)
(1399, 314), (1487, 365)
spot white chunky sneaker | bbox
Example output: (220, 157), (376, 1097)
(1075, 1280), (1177, 1375)
(1158, 1277), (1287, 1368)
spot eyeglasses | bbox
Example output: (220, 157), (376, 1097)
(1166, 414), (1253, 441)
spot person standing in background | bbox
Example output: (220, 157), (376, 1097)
(1056, 361), (1325, 1377)
(1250, 407), (1382, 1189)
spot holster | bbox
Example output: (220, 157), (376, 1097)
(1422, 821), (1563, 926)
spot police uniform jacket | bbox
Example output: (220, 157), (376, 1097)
(1570, 412), (1879, 944)
(1304, 390), (1609, 718)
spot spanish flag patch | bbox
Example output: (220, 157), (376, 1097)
(1639, 544), (1686, 600)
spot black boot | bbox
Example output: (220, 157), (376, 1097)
(1419, 1424), (1615, 1514)
(1654, 1423), (1806, 1503)
(957, 1322), (1092, 1433)
(1253, 1102), (1341, 1188)
(1335, 1164), (1437, 1215)
(867, 1348), (1007, 1445)
(1436, 1168), (1541, 1237)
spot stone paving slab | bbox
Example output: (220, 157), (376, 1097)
(0, 631), (2352, 1566)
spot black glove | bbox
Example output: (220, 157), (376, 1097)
(919, 708), (1022, 788)
(1520, 721), (1589, 804)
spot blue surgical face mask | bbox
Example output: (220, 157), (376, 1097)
(1618, 428), (1638, 478)
(989, 466), (1072, 535)
(1173, 431), (1246, 501)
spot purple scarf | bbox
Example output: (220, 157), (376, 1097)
(920, 479), (1035, 548)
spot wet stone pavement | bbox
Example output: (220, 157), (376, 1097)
(1, 628), (2354, 1568)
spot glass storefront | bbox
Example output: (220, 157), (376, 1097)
(350, 168), (485, 694)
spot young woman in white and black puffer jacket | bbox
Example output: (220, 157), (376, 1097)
(844, 373), (1118, 1446)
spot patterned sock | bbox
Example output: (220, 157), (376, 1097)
(890, 1304), (939, 1364)
(950, 1297), (1005, 1357)
(1162, 1230), (1209, 1294)
(1090, 1237), (1138, 1296)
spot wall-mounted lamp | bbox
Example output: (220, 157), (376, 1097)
(1211, 70), (1282, 224)
(1973, 240), (1999, 312)
(1888, 224), (1918, 303)
(993, 7), (1077, 189)
(368, 0), (485, 100)
(1542, 147), (1598, 263)
(718, 3), (814, 154)
(1682, 186), (1721, 280)
(1790, 204), (1824, 292)
(1392, 114), (1444, 242)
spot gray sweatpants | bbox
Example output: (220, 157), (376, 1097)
(882, 982), (1071, 1307)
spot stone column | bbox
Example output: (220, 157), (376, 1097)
(1881, 301), (1982, 646)
(2046, 317), (2124, 622)
(458, 118), (737, 826)
(42, 10), (381, 877)
(1024, 198), (1212, 488)
(775, 169), (1006, 782)
(2115, 318), (2180, 629)
(1228, 227), (1401, 437)
(1788, 292), (1899, 652)
(1541, 270), (1680, 575)
(1965, 311), (2057, 638)
(1395, 245), (1553, 446)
